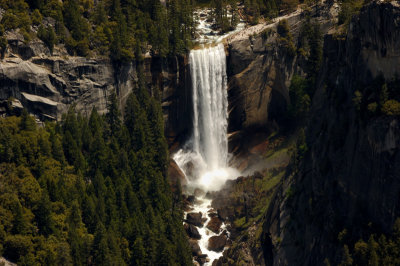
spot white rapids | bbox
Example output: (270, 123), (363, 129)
(174, 44), (239, 265)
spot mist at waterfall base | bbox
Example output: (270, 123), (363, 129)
(174, 148), (239, 192)
(173, 44), (239, 192)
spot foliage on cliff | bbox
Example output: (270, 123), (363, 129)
(0, 83), (192, 264)
(210, 0), (239, 32)
(352, 76), (400, 118)
(286, 16), (322, 125)
(244, 0), (298, 22)
(336, 219), (400, 266)
(263, 2), (400, 264)
(209, 0), (299, 28)
(0, 0), (195, 60)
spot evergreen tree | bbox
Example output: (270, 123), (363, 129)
(35, 192), (55, 236)
(0, 90), (192, 265)
(63, 0), (85, 41)
(93, 222), (111, 265)
(12, 202), (29, 235)
(20, 109), (36, 131)
(106, 91), (121, 137)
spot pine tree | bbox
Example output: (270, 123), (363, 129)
(35, 192), (55, 236)
(93, 222), (111, 265)
(131, 237), (146, 265)
(12, 202), (29, 235)
(150, 1), (169, 57)
(63, 0), (85, 41)
(20, 109), (36, 131)
(106, 91), (121, 136)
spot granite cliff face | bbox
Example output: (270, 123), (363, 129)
(225, 2), (338, 156)
(0, 1), (337, 149)
(0, 33), (190, 145)
(226, 2), (338, 134)
(263, 2), (400, 265)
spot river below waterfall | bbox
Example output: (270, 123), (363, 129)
(174, 44), (239, 265)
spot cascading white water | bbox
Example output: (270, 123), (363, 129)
(191, 43), (228, 169)
(173, 44), (237, 265)
(174, 44), (238, 192)
(174, 43), (239, 265)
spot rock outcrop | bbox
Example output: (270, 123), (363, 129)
(184, 223), (202, 240)
(226, 1), (338, 136)
(189, 239), (202, 256)
(262, 1), (400, 265)
(0, 32), (191, 145)
(208, 235), (227, 252)
(186, 212), (205, 227)
(206, 216), (223, 234)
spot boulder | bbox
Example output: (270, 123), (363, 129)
(189, 239), (201, 256)
(206, 216), (223, 234)
(208, 211), (218, 218)
(208, 235), (227, 252)
(186, 212), (204, 227)
(184, 223), (201, 239)
(187, 195), (196, 204)
(195, 254), (208, 265)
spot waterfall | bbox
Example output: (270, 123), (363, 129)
(174, 44), (238, 192)
(190, 44), (228, 170)
(173, 44), (239, 265)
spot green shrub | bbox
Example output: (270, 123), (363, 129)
(288, 75), (309, 119)
(65, 36), (77, 55)
(277, 19), (290, 37)
(382, 100), (400, 116)
(31, 9), (42, 26)
(277, 20), (296, 56)
(1, 8), (31, 32)
(338, 0), (363, 26)
(261, 28), (274, 40)
(4, 235), (33, 262)
(76, 39), (90, 57)
(0, 37), (7, 58)
(367, 102), (378, 114)
(20, 28), (32, 44)
(1, 12), (19, 30)
(353, 90), (362, 111)
(37, 25), (57, 54)
(41, 0), (63, 21)
(286, 186), (295, 199)
(280, 0), (299, 12)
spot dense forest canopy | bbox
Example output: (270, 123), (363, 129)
(0, 0), (304, 61)
(0, 69), (192, 264)
(0, 0), (196, 60)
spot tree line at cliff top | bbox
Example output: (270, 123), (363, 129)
(0, 0), (304, 61)
(0, 65), (193, 265)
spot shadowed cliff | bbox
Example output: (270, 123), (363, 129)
(263, 2), (400, 265)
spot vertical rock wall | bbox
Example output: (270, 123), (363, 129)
(0, 36), (191, 145)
